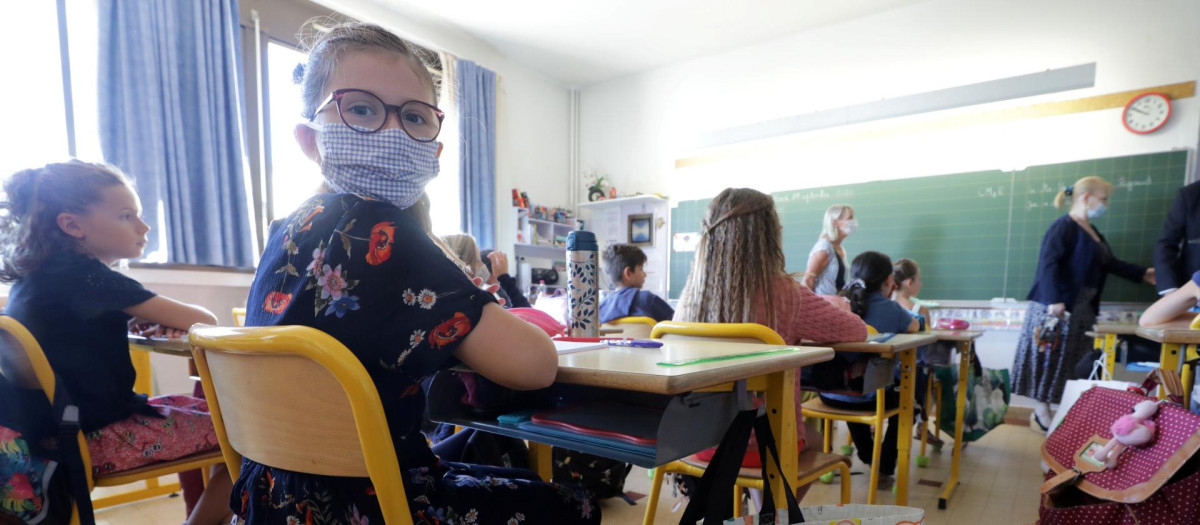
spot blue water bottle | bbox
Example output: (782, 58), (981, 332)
(566, 231), (599, 337)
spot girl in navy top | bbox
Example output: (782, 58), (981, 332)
(235, 22), (597, 524)
(0, 161), (232, 524)
(1012, 176), (1154, 432)
(823, 251), (919, 489)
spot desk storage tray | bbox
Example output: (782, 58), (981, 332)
(427, 373), (740, 468)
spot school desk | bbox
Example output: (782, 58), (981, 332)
(829, 332), (936, 506)
(1135, 318), (1200, 404)
(430, 339), (835, 510)
(1086, 323), (1139, 378)
(927, 329), (983, 509)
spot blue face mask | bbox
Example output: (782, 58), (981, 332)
(313, 122), (439, 209)
(1087, 202), (1107, 220)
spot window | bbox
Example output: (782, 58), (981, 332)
(266, 41), (323, 220)
(0, 2), (71, 181)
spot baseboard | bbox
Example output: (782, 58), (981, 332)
(1006, 405), (1032, 426)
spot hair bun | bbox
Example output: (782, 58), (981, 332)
(1063, 185), (1074, 196)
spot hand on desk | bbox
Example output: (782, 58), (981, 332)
(130, 322), (186, 339)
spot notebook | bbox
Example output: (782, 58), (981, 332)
(525, 402), (661, 445)
(553, 340), (608, 355)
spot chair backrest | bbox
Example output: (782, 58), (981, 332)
(231, 307), (247, 327)
(650, 321), (786, 345)
(0, 315), (99, 491)
(189, 324), (412, 524)
(602, 316), (658, 338)
(0, 316), (56, 400)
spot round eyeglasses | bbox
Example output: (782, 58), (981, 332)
(311, 88), (445, 142)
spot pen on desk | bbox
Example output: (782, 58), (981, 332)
(554, 337), (633, 343)
(605, 339), (664, 348)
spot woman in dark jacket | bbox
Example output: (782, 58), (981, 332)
(1013, 176), (1155, 432)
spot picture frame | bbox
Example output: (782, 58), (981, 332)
(628, 213), (653, 245)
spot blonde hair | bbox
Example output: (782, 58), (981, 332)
(1054, 176), (1111, 210)
(821, 204), (852, 240)
(442, 233), (481, 275)
(676, 188), (785, 327)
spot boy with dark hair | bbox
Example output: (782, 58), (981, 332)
(599, 244), (674, 323)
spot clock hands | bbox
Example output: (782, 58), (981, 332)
(1130, 106), (1149, 115)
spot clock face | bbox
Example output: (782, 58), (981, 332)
(1123, 93), (1171, 134)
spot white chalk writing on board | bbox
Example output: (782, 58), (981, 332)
(978, 186), (1006, 198)
(775, 188), (855, 204)
(1116, 175), (1152, 192)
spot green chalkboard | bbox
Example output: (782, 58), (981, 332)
(669, 151), (1190, 302)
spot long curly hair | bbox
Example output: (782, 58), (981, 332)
(0, 161), (131, 282)
(676, 188), (785, 327)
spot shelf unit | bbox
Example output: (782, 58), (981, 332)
(511, 207), (577, 292)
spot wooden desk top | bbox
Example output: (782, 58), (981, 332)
(829, 333), (937, 355)
(131, 334), (833, 396)
(1136, 318), (1200, 344)
(556, 340), (833, 395)
(930, 330), (983, 342)
(1092, 323), (1140, 336)
(128, 335), (191, 357)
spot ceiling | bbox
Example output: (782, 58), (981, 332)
(367, 0), (926, 86)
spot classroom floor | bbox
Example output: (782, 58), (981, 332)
(94, 422), (1043, 525)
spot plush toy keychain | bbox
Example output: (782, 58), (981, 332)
(1094, 400), (1159, 469)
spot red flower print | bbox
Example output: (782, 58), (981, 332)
(429, 312), (473, 349)
(8, 473), (33, 499)
(0, 426), (18, 441)
(299, 205), (324, 232)
(264, 292), (293, 314)
(400, 383), (422, 397)
(366, 221), (395, 266)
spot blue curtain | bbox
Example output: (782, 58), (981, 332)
(457, 59), (497, 249)
(98, 0), (254, 267)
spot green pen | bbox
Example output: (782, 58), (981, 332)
(656, 347), (803, 367)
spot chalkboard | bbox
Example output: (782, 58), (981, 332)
(669, 151), (1190, 302)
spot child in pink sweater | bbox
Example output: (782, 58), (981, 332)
(675, 188), (868, 451)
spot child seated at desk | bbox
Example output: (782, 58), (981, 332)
(674, 188), (867, 492)
(891, 258), (930, 329)
(599, 243), (674, 323)
(0, 161), (232, 524)
(825, 251), (919, 489)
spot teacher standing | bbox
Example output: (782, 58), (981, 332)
(803, 204), (856, 293)
(1012, 176), (1155, 433)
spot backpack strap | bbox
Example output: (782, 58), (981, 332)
(51, 382), (95, 525)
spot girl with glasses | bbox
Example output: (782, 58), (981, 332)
(238, 21), (598, 525)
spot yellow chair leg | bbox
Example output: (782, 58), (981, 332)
(866, 388), (886, 505)
(823, 418), (832, 453)
(734, 486), (743, 517)
(838, 462), (852, 504)
(643, 467), (666, 525)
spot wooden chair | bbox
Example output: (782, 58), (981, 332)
(800, 325), (899, 504)
(601, 315), (657, 338)
(0, 316), (223, 521)
(189, 324), (413, 524)
(641, 321), (851, 524)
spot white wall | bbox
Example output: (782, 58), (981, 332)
(579, 0), (1200, 202)
(314, 0), (574, 252)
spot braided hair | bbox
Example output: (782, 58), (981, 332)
(676, 188), (785, 327)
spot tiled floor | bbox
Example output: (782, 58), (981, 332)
(96, 423), (1043, 524)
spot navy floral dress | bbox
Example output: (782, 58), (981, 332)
(236, 193), (599, 525)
